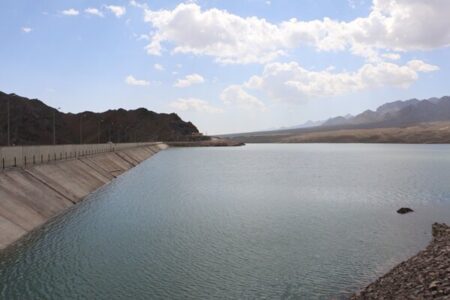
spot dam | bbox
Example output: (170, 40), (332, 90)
(0, 142), (168, 249)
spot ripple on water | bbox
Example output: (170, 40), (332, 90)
(1, 144), (450, 299)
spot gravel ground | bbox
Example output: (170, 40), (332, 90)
(351, 223), (450, 299)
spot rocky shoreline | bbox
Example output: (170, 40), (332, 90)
(351, 223), (450, 299)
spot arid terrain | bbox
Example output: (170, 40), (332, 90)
(226, 96), (450, 144)
(233, 122), (450, 144)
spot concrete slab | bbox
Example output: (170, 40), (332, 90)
(0, 186), (46, 231)
(0, 216), (26, 250)
(1, 170), (73, 218)
(26, 159), (111, 203)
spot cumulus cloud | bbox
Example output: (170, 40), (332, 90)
(143, 3), (284, 63)
(170, 98), (223, 113)
(229, 60), (439, 103)
(62, 8), (79, 16)
(381, 53), (401, 60)
(125, 75), (150, 86)
(174, 73), (205, 88)
(406, 60), (440, 73)
(130, 0), (148, 9)
(154, 63), (164, 71)
(106, 5), (126, 18)
(85, 8), (104, 17)
(220, 85), (267, 111)
(136, 34), (150, 41)
(347, 0), (364, 9)
(21, 27), (32, 33)
(141, 1), (450, 64)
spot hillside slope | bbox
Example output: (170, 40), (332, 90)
(225, 96), (450, 143)
(322, 96), (450, 128)
(230, 122), (450, 144)
(0, 91), (200, 145)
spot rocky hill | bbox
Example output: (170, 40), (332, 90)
(322, 96), (450, 128)
(0, 91), (200, 146)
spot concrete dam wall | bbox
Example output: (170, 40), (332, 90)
(0, 142), (168, 250)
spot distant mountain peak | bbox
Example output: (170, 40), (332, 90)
(322, 96), (450, 129)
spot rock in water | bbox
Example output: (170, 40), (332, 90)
(397, 207), (414, 214)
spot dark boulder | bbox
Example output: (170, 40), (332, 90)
(397, 207), (414, 214)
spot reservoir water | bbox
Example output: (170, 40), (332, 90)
(1, 144), (450, 299)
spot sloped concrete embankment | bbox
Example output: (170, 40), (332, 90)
(0, 143), (168, 250)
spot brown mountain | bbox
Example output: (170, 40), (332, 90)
(0, 91), (200, 146)
(222, 96), (450, 144)
(322, 96), (450, 128)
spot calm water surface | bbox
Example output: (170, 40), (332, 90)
(1, 144), (450, 299)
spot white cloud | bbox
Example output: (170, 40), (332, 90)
(220, 85), (267, 111)
(231, 60), (439, 103)
(143, 3), (283, 64)
(85, 8), (104, 17)
(21, 27), (32, 33)
(347, 0), (364, 9)
(62, 8), (79, 16)
(106, 5), (126, 18)
(174, 73), (205, 88)
(130, 0), (148, 9)
(154, 63), (164, 71)
(137, 34), (150, 41)
(381, 53), (401, 60)
(170, 98), (223, 113)
(406, 60), (440, 73)
(141, 1), (450, 64)
(125, 75), (150, 86)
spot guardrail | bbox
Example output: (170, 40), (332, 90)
(0, 142), (162, 170)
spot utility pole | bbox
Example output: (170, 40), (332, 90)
(124, 126), (130, 143)
(7, 98), (10, 146)
(53, 107), (60, 145)
(80, 114), (84, 144)
(109, 122), (113, 143)
(98, 119), (103, 144)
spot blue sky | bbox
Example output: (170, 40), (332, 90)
(1, 0), (449, 134)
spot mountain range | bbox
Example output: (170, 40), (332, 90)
(0, 91), (200, 146)
(223, 95), (450, 144)
(321, 96), (450, 129)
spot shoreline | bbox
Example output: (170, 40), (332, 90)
(352, 223), (450, 299)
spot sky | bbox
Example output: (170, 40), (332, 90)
(0, 0), (449, 134)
